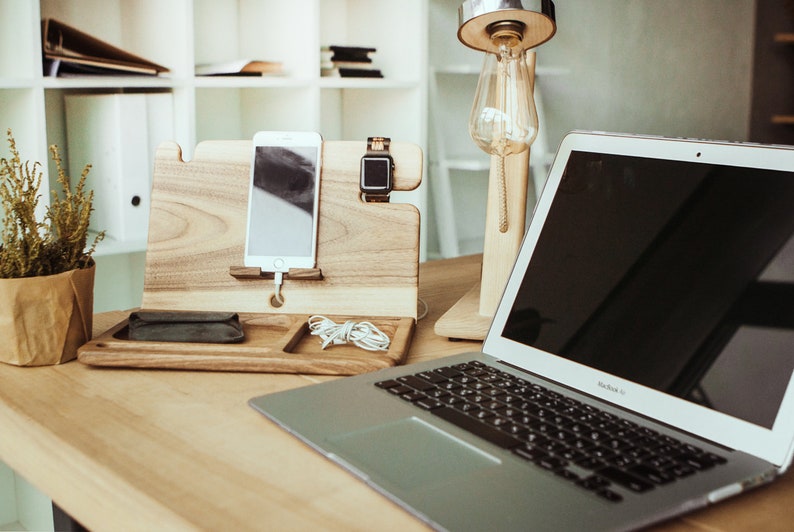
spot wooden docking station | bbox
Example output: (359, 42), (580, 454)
(78, 139), (422, 375)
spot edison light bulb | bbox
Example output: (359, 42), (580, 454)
(469, 24), (538, 158)
(468, 21), (538, 232)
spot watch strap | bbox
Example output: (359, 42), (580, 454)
(362, 136), (393, 203)
(367, 136), (391, 156)
(363, 192), (390, 202)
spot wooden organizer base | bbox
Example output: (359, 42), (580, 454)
(78, 139), (422, 374)
(79, 313), (415, 374)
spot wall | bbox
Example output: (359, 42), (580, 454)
(537, 0), (755, 148)
(427, 0), (756, 257)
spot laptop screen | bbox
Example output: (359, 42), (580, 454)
(502, 150), (794, 430)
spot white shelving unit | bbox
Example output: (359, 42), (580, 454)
(428, 64), (490, 258)
(0, 0), (428, 296)
(0, 0), (427, 528)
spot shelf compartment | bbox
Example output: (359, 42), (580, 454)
(193, 0), (318, 81)
(195, 86), (319, 142)
(320, 87), (423, 141)
(319, 0), (425, 84)
(0, 0), (41, 79)
(40, 0), (190, 77)
(0, 89), (47, 163)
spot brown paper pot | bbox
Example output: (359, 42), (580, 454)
(0, 262), (95, 366)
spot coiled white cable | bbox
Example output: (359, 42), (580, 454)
(308, 315), (391, 352)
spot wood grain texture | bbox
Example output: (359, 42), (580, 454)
(79, 140), (422, 374)
(433, 281), (493, 341)
(141, 140), (421, 318)
(480, 149), (529, 315)
(79, 313), (415, 374)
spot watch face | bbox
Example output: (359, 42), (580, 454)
(361, 157), (392, 190)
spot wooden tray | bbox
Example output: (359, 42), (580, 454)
(78, 139), (422, 374)
(79, 313), (415, 374)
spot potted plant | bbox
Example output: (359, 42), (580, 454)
(0, 129), (104, 366)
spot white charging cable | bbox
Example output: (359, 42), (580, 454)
(273, 271), (285, 305)
(308, 315), (391, 352)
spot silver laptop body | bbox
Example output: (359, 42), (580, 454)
(250, 131), (794, 531)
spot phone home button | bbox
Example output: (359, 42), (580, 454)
(273, 258), (285, 270)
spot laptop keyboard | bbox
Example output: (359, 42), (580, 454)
(375, 360), (727, 503)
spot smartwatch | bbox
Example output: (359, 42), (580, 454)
(360, 136), (394, 202)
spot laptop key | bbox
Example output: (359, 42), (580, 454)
(537, 455), (569, 471)
(503, 424), (529, 437)
(425, 388), (450, 399)
(486, 416), (511, 428)
(401, 391), (425, 402)
(576, 457), (605, 471)
(415, 371), (447, 384)
(597, 466), (655, 493)
(398, 375), (436, 392)
(628, 464), (675, 485)
(433, 407), (522, 449)
(513, 443), (547, 462)
(415, 398), (445, 411)
(609, 454), (637, 469)
(439, 381), (462, 391)
(439, 395), (463, 406)
(435, 366), (462, 379)
(676, 452), (716, 471)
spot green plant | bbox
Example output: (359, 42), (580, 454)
(0, 128), (104, 278)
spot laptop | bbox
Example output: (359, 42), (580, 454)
(249, 131), (794, 531)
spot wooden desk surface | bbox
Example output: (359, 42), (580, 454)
(0, 254), (792, 531)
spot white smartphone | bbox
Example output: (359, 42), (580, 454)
(244, 131), (322, 272)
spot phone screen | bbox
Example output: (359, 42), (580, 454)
(245, 140), (320, 270)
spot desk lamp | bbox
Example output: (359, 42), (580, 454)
(435, 0), (556, 340)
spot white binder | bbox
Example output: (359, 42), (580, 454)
(65, 93), (174, 243)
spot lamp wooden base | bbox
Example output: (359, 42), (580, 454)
(434, 149), (532, 341)
(433, 281), (492, 340)
(434, 53), (538, 341)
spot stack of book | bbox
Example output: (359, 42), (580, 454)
(321, 46), (383, 78)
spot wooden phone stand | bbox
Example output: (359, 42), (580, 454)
(78, 139), (422, 374)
